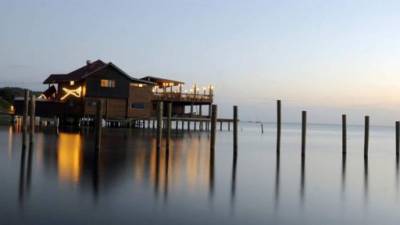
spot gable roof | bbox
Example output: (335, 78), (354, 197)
(43, 60), (154, 85)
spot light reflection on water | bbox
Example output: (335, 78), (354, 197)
(1, 123), (400, 224)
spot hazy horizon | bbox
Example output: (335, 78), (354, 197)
(1, 0), (400, 124)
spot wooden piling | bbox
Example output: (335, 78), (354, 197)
(364, 116), (369, 158)
(22, 90), (29, 149)
(233, 106), (238, 153)
(210, 104), (217, 151)
(276, 100), (281, 153)
(220, 121), (222, 131)
(156, 102), (163, 150)
(95, 100), (103, 150)
(166, 103), (172, 149)
(261, 123), (264, 134)
(342, 114), (347, 154)
(301, 111), (307, 156)
(396, 121), (400, 156)
(228, 122), (231, 131)
(29, 94), (36, 145)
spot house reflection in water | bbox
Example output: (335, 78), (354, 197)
(49, 130), (212, 196)
(57, 133), (83, 184)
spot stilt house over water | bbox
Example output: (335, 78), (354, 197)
(14, 60), (214, 122)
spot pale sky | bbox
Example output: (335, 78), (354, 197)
(1, 0), (400, 124)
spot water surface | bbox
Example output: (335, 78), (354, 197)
(1, 123), (399, 225)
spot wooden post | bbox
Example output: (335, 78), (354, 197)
(210, 105), (217, 151)
(220, 121), (222, 131)
(396, 121), (400, 156)
(233, 106), (238, 153)
(156, 102), (163, 150)
(261, 123), (264, 134)
(276, 100), (281, 153)
(187, 120), (190, 131)
(166, 103), (172, 149)
(29, 94), (36, 145)
(228, 122), (231, 131)
(95, 100), (103, 150)
(342, 114), (347, 154)
(301, 111), (307, 156)
(22, 90), (29, 149)
(364, 116), (369, 158)
(181, 119), (184, 131)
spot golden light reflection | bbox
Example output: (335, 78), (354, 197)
(134, 136), (210, 192)
(8, 126), (13, 159)
(57, 133), (82, 184)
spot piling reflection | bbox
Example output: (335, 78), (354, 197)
(396, 155), (399, 194)
(364, 156), (369, 204)
(230, 152), (238, 209)
(300, 155), (305, 204)
(18, 143), (33, 206)
(341, 153), (346, 196)
(274, 153), (280, 209)
(19, 129), (214, 202)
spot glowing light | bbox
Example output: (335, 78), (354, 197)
(69, 80), (75, 86)
(38, 94), (47, 100)
(9, 105), (14, 112)
(60, 86), (82, 101)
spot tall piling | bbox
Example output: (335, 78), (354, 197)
(166, 103), (172, 149)
(210, 104), (217, 151)
(301, 111), (307, 156)
(342, 114), (347, 154)
(396, 121), (400, 156)
(156, 102), (163, 150)
(364, 116), (369, 158)
(22, 90), (29, 149)
(261, 123), (264, 134)
(276, 100), (281, 153)
(233, 106), (238, 154)
(29, 94), (36, 145)
(95, 100), (103, 150)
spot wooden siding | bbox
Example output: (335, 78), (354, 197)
(127, 85), (154, 118)
(85, 66), (130, 99)
(84, 97), (127, 119)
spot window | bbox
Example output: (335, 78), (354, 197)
(131, 103), (145, 109)
(130, 83), (146, 88)
(100, 79), (116, 88)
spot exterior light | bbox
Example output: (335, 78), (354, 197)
(70, 80), (75, 86)
(61, 86), (82, 101)
(10, 105), (14, 112)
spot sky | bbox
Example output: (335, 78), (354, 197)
(1, 0), (400, 125)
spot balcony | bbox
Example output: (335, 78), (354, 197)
(153, 92), (213, 103)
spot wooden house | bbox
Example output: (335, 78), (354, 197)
(14, 60), (214, 122)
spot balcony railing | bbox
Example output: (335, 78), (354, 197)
(153, 92), (213, 103)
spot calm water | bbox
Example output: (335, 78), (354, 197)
(1, 122), (400, 225)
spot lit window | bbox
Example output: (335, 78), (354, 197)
(100, 79), (116, 88)
(131, 83), (146, 88)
